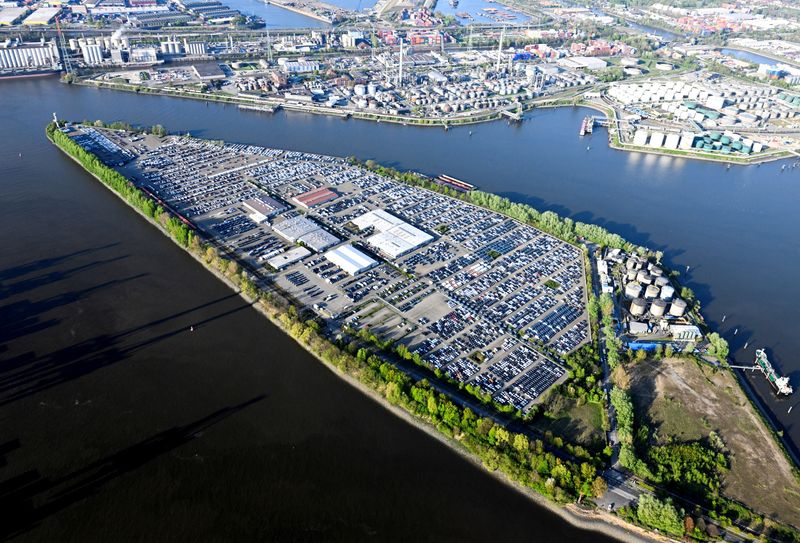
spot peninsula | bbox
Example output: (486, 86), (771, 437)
(46, 120), (800, 542)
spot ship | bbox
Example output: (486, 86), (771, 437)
(579, 117), (587, 136)
(755, 349), (793, 395)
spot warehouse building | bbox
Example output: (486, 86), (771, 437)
(21, 7), (60, 25)
(0, 7), (27, 26)
(267, 247), (311, 270)
(272, 215), (339, 252)
(353, 209), (433, 259)
(293, 186), (337, 209)
(242, 195), (287, 221)
(324, 244), (377, 275)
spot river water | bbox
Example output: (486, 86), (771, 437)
(1, 76), (799, 539)
(0, 77), (619, 541)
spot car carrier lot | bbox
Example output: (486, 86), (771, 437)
(80, 126), (590, 413)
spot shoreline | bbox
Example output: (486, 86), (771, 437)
(74, 78), (793, 165)
(48, 127), (671, 543)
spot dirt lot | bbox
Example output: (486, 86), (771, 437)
(628, 357), (800, 525)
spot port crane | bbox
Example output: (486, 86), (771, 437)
(730, 349), (793, 395)
(55, 15), (72, 74)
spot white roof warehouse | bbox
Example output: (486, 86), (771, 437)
(352, 209), (433, 259)
(324, 244), (377, 276)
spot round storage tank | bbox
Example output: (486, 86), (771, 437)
(650, 266), (663, 276)
(650, 298), (667, 317)
(660, 285), (675, 300)
(630, 298), (647, 317)
(669, 298), (687, 317)
(354, 84), (366, 96)
(626, 269), (637, 282)
(645, 284), (660, 300)
(655, 275), (670, 287)
(637, 270), (653, 284)
(625, 282), (643, 299)
(367, 82), (378, 95)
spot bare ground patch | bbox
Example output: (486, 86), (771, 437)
(628, 357), (800, 525)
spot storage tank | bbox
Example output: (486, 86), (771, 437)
(645, 284), (660, 300)
(650, 299), (667, 317)
(354, 84), (366, 96)
(660, 285), (675, 300)
(630, 298), (647, 317)
(625, 258), (637, 270)
(654, 275), (670, 287)
(637, 270), (653, 284)
(650, 265), (663, 276)
(626, 269), (637, 282)
(367, 82), (378, 95)
(669, 298), (687, 317)
(625, 282), (643, 299)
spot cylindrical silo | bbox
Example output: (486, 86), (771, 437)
(637, 270), (653, 284)
(655, 276), (670, 287)
(625, 282), (643, 299)
(669, 298), (687, 317)
(630, 298), (647, 317)
(660, 285), (675, 300)
(645, 284), (660, 300)
(650, 298), (667, 317)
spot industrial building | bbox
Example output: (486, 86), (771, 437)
(21, 7), (60, 25)
(272, 215), (339, 252)
(242, 196), (287, 221)
(267, 247), (311, 270)
(0, 7), (27, 26)
(81, 43), (104, 65)
(353, 209), (434, 259)
(324, 244), (377, 275)
(293, 187), (337, 209)
(0, 38), (59, 70)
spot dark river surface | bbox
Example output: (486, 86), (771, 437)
(1, 76), (799, 539)
(0, 77), (621, 541)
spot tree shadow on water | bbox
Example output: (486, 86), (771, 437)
(0, 395), (265, 539)
(0, 299), (253, 408)
(0, 243), (120, 283)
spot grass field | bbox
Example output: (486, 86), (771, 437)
(628, 357), (800, 525)
(534, 394), (606, 450)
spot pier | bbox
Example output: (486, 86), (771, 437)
(730, 349), (793, 395)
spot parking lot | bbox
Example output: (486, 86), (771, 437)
(79, 127), (590, 413)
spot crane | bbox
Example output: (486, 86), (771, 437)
(55, 15), (72, 74)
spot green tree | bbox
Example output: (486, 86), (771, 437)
(636, 494), (684, 537)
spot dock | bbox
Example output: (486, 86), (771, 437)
(730, 349), (793, 395)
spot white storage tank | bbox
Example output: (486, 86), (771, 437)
(630, 298), (647, 317)
(650, 298), (667, 317)
(644, 284), (661, 300)
(669, 298), (687, 317)
(637, 270), (653, 284)
(660, 284), (675, 300)
(655, 275), (670, 287)
(625, 282), (643, 299)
